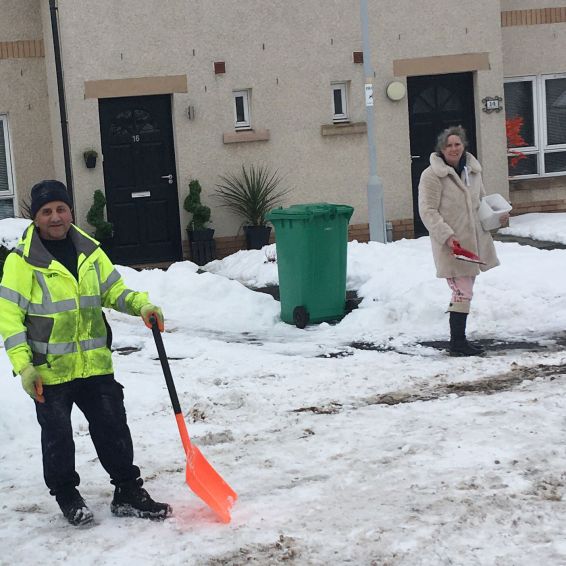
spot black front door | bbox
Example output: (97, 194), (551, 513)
(407, 72), (477, 236)
(99, 95), (182, 265)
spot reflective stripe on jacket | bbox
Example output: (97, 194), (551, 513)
(0, 223), (150, 384)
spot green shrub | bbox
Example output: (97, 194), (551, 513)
(86, 190), (113, 240)
(183, 179), (211, 231)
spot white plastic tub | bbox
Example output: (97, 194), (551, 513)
(478, 193), (512, 231)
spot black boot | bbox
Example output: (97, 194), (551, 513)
(111, 478), (172, 520)
(449, 312), (485, 357)
(56, 488), (94, 526)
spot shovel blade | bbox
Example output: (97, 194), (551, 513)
(185, 444), (238, 523)
(451, 242), (485, 265)
(454, 253), (486, 265)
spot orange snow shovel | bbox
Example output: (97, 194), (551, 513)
(150, 318), (237, 523)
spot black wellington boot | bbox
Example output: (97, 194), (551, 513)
(111, 478), (172, 520)
(56, 488), (94, 526)
(449, 312), (485, 357)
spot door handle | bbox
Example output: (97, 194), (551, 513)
(411, 155), (421, 159)
(161, 174), (174, 184)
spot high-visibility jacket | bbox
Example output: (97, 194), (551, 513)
(0, 223), (150, 385)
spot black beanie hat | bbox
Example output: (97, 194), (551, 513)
(30, 180), (72, 218)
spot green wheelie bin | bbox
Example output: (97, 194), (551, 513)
(266, 203), (354, 328)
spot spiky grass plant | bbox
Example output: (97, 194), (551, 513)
(215, 164), (290, 226)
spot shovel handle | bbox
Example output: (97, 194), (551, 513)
(150, 317), (182, 416)
(150, 317), (193, 454)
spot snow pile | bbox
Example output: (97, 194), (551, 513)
(0, 217), (31, 249)
(499, 211), (566, 244)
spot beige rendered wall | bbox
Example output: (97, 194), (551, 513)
(0, 0), (54, 215)
(51, 0), (507, 237)
(502, 14), (566, 77)
(501, 0), (559, 9)
(0, 0), (43, 39)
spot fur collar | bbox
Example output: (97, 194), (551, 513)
(429, 152), (482, 177)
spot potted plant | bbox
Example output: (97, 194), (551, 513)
(183, 179), (216, 265)
(86, 189), (114, 257)
(83, 149), (98, 169)
(215, 164), (290, 249)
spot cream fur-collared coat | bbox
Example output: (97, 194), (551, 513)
(418, 152), (499, 278)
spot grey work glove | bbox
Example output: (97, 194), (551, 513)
(20, 364), (45, 403)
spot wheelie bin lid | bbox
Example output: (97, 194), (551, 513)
(267, 203), (354, 221)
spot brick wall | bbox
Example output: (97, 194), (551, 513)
(510, 199), (566, 215)
(391, 219), (415, 240)
(183, 220), (416, 261)
(501, 7), (566, 26)
(0, 40), (44, 59)
(348, 223), (370, 243)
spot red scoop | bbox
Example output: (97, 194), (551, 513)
(451, 240), (486, 265)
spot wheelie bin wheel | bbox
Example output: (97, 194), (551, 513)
(293, 306), (309, 329)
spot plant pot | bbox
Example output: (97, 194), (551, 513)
(244, 225), (271, 250)
(84, 154), (97, 169)
(187, 228), (215, 242)
(99, 236), (114, 260)
(187, 228), (216, 265)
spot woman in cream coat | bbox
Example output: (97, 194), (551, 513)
(418, 126), (507, 356)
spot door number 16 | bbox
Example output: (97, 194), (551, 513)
(132, 135), (140, 142)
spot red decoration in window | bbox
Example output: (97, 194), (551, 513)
(506, 116), (528, 167)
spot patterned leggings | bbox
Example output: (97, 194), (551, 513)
(446, 276), (476, 313)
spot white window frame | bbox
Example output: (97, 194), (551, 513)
(505, 73), (566, 179)
(233, 89), (251, 130)
(331, 82), (349, 123)
(0, 114), (16, 218)
(541, 73), (566, 175)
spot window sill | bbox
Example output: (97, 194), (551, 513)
(223, 129), (270, 144)
(321, 122), (367, 136)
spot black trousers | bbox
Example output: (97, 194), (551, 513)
(34, 374), (140, 496)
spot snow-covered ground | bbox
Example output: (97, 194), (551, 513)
(1, 214), (566, 565)
(499, 212), (566, 245)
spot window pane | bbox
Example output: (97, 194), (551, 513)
(504, 81), (535, 146)
(333, 88), (343, 115)
(235, 96), (245, 123)
(133, 109), (159, 135)
(544, 151), (566, 173)
(545, 78), (566, 145)
(508, 153), (538, 176)
(437, 86), (462, 112)
(0, 124), (9, 193)
(0, 198), (14, 219)
(413, 87), (435, 114)
(110, 110), (134, 138)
